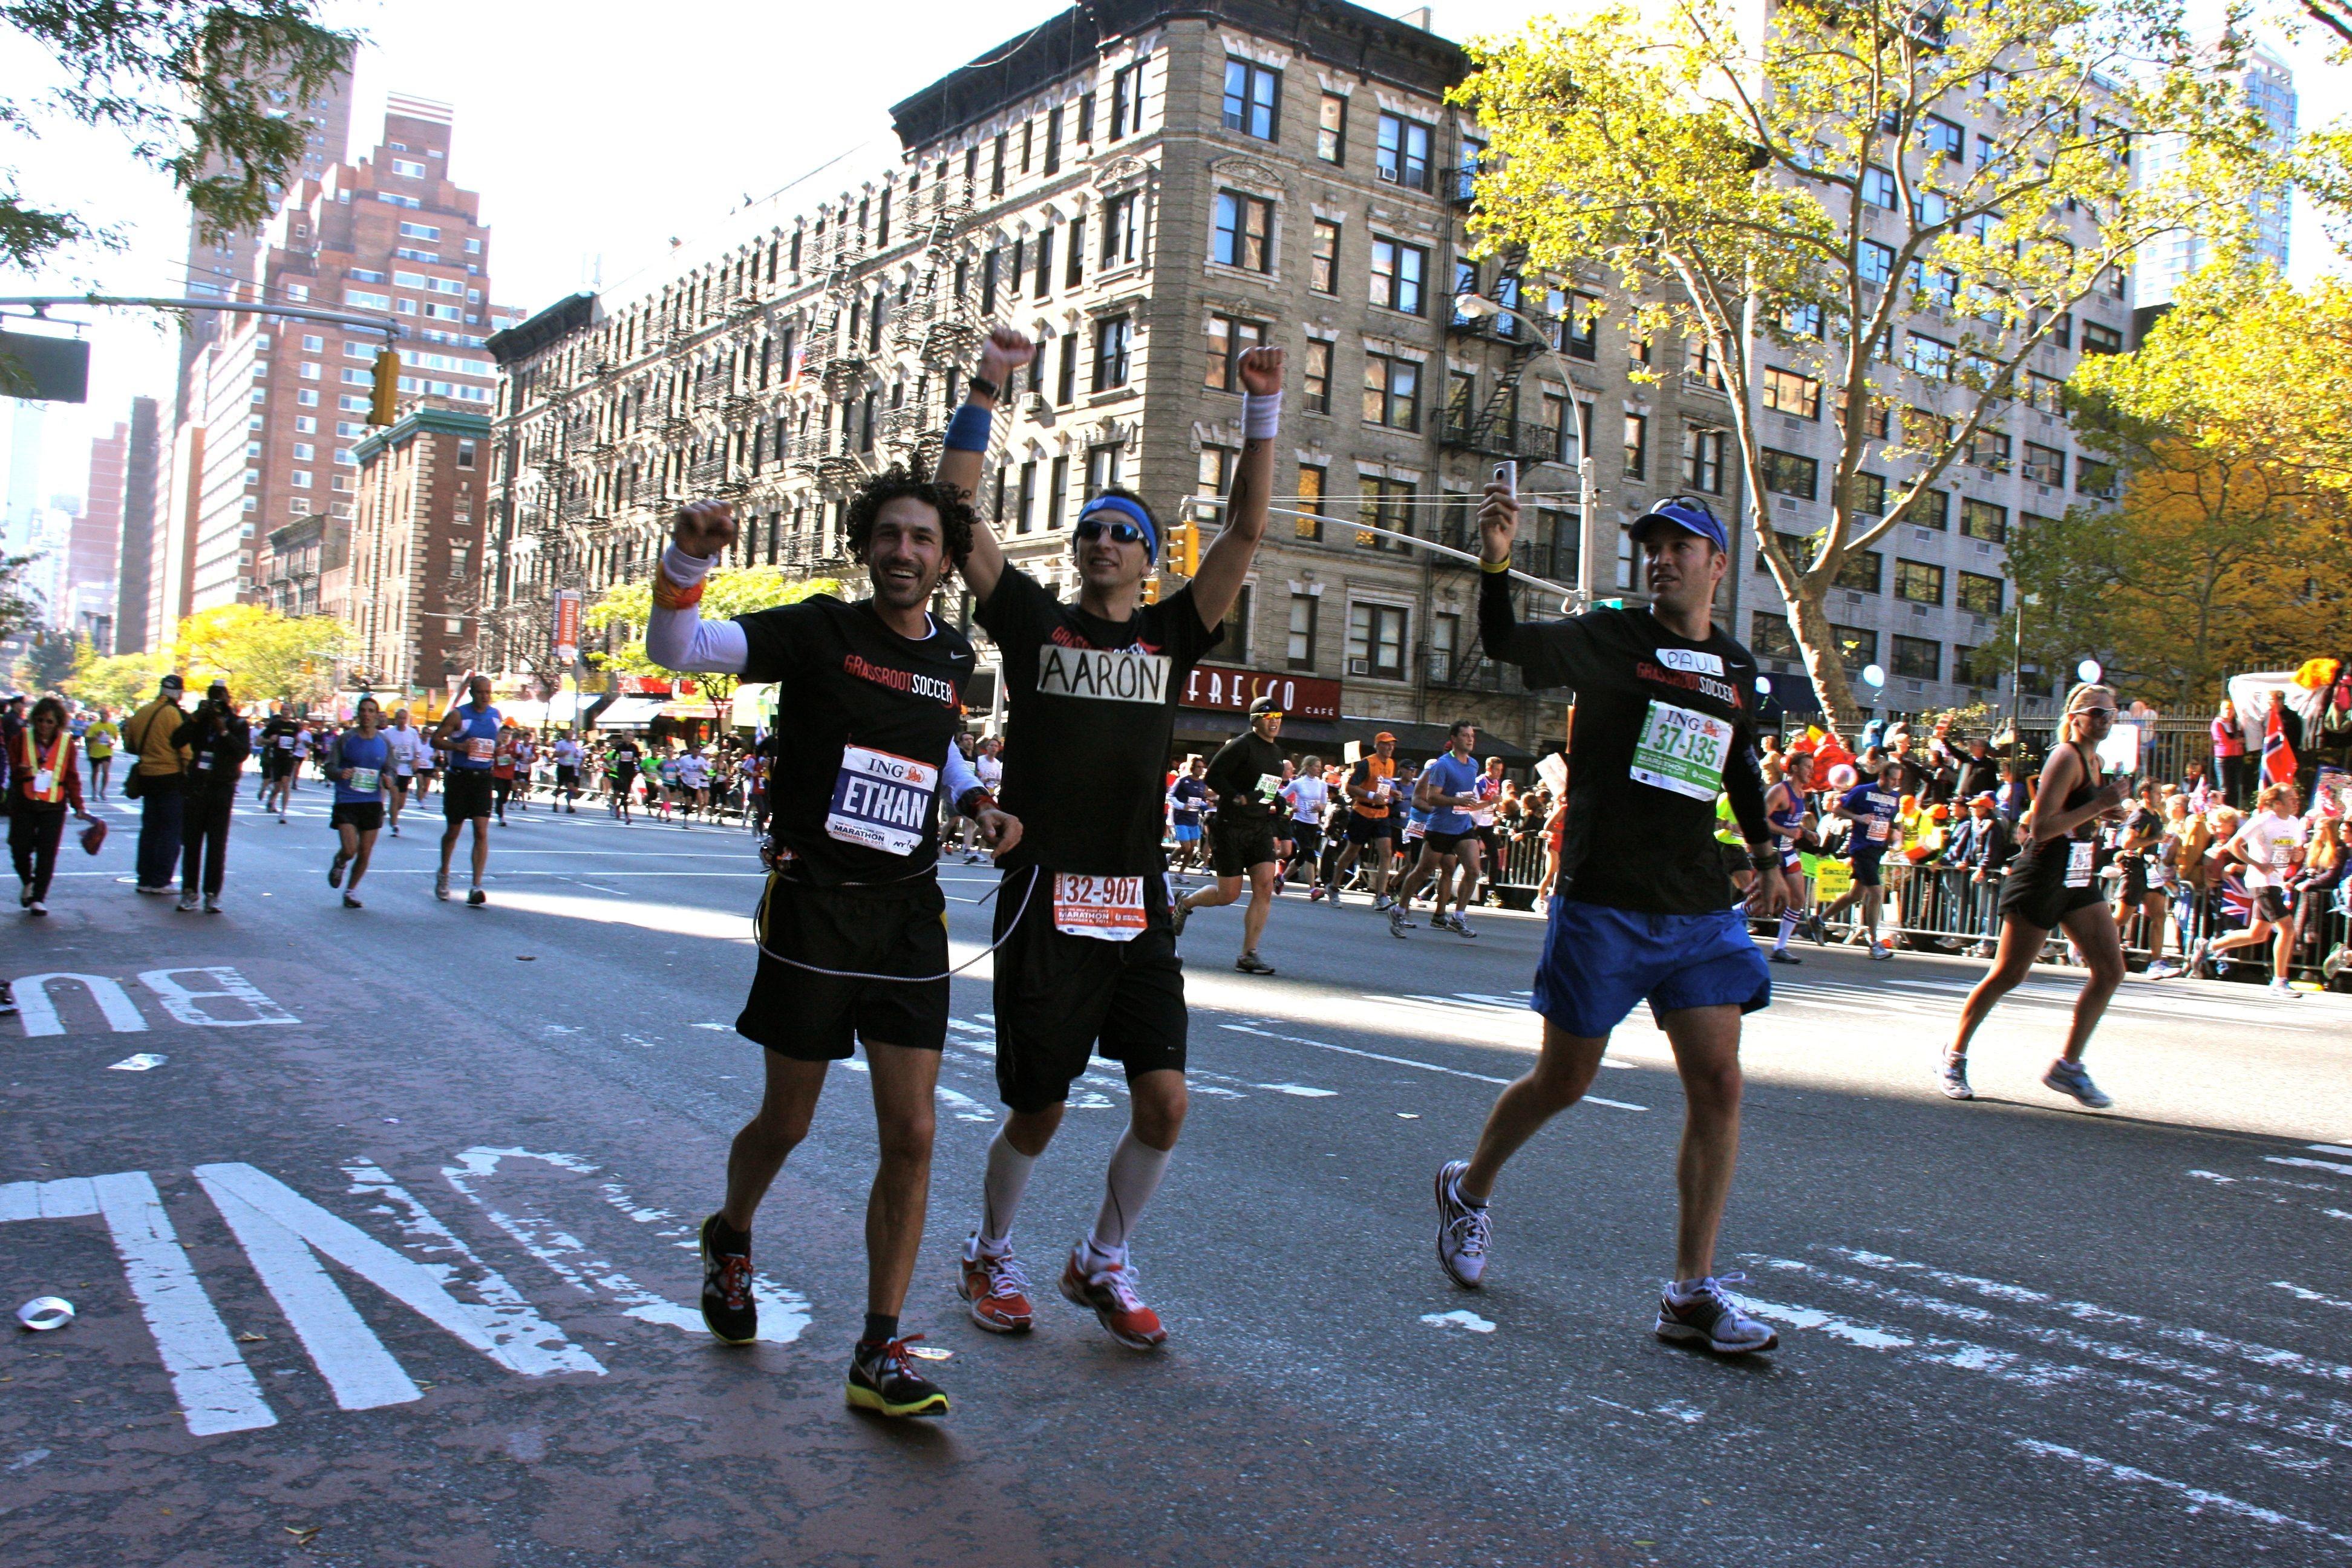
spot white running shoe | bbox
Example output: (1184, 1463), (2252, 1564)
(1655, 1275), (1779, 1354)
(1433, 1160), (1491, 1288)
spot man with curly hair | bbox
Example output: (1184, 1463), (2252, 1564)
(933, 326), (1284, 1354)
(648, 466), (1022, 1420)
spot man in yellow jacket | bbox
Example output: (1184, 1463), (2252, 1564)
(122, 674), (191, 893)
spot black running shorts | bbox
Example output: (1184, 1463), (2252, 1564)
(555, 765), (579, 788)
(738, 873), (949, 1059)
(329, 801), (384, 833)
(1996, 848), (2107, 933)
(443, 768), (495, 822)
(1288, 822), (1322, 862)
(1347, 812), (1393, 848)
(1210, 815), (1281, 877)
(989, 866), (1187, 1114)
(1424, 828), (1477, 856)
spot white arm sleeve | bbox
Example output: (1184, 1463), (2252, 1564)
(643, 546), (750, 674)
(941, 742), (984, 805)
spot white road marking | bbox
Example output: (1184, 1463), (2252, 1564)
(935, 1084), (996, 1122)
(139, 968), (298, 1028)
(1420, 1309), (1495, 1333)
(2016, 1439), (2352, 1550)
(10, 973), (148, 1037)
(2308, 1144), (2352, 1160)
(2273, 1282), (2352, 1315)
(1221, 1022), (1648, 1112)
(2269, 1155), (2352, 1178)
(107, 1053), (168, 1071)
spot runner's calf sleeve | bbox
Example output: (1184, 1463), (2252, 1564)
(1088, 1131), (1172, 1261)
(979, 1127), (1036, 1250)
(1775, 909), (1798, 951)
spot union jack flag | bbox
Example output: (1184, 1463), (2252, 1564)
(2216, 869), (2253, 928)
(2263, 702), (2299, 786)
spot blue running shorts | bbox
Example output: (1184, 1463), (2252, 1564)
(1532, 898), (1772, 1038)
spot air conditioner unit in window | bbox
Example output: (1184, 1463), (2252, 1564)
(1911, 604), (1929, 619)
(1377, 166), (1398, 183)
(1347, 657), (1371, 676)
(1912, 527), (1933, 543)
(1844, 590), (1864, 606)
(1975, 541), (1993, 555)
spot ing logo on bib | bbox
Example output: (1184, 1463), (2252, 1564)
(1036, 644), (1171, 704)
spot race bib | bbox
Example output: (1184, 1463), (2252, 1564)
(1630, 701), (1733, 802)
(349, 767), (380, 794)
(823, 745), (936, 857)
(2064, 841), (2095, 888)
(1867, 817), (1891, 843)
(194, 753), (212, 771)
(2272, 843), (2293, 869)
(276, 735), (295, 750)
(466, 737), (495, 762)
(1256, 773), (1285, 801)
(1053, 874), (1148, 941)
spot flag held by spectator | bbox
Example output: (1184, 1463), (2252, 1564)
(2263, 703), (2298, 786)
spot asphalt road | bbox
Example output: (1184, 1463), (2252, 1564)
(5, 778), (2351, 1567)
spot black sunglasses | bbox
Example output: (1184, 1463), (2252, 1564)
(1074, 518), (1148, 546)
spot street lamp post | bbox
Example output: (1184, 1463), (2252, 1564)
(1450, 291), (1600, 607)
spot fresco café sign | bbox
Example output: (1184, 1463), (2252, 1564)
(1179, 665), (1342, 721)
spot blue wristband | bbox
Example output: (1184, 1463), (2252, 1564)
(944, 403), (992, 453)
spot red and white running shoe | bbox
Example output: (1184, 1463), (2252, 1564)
(1059, 1244), (1166, 1350)
(957, 1236), (1034, 1334)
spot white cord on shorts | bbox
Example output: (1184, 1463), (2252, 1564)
(754, 866), (1041, 983)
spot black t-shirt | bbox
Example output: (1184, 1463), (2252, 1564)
(1204, 730), (1286, 823)
(1479, 576), (1767, 914)
(736, 595), (975, 886)
(976, 566), (1223, 874)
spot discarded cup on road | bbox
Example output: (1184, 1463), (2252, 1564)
(16, 1297), (74, 1332)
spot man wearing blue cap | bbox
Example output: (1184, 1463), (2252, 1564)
(933, 326), (1283, 1353)
(1432, 486), (1789, 1357)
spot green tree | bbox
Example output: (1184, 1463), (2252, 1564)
(66, 644), (172, 710)
(11, 627), (81, 692)
(0, 552), (38, 642)
(169, 603), (351, 704)
(584, 565), (842, 713)
(1455, 0), (2285, 732)
(3, 1), (355, 272)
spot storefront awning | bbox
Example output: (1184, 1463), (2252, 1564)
(500, 699), (549, 728)
(661, 701), (719, 720)
(593, 697), (665, 730)
(548, 690), (581, 724)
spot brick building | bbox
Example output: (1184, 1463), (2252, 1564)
(345, 407), (492, 695)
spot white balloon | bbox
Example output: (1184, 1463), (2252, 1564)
(1862, 663), (1886, 688)
(1756, 675), (1773, 694)
(2077, 658), (2103, 684)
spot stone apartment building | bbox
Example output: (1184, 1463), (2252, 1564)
(345, 406), (492, 694)
(484, 0), (2120, 751)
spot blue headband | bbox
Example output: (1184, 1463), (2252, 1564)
(1077, 494), (1158, 562)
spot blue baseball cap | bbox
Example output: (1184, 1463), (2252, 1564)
(1632, 497), (1728, 553)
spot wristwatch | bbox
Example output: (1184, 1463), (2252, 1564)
(967, 374), (1001, 402)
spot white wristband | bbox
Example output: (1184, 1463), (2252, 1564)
(661, 544), (718, 586)
(1242, 392), (1282, 441)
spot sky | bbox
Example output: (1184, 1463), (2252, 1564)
(3, 0), (2347, 510)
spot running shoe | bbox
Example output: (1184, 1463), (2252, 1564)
(203, 896), (222, 914)
(2185, 938), (2212, 978)
(1307, 884), (1324, 903)
(1451, 913), (1478, 939)
(2144, 959), (2183, 979)
(846, 1336), (949, 1418)
(1059, 1246), (1166, 1350)
(956, 1238), (1033, 1334)
(1169, 898), (1192, 940)
(390, 824), (400, 837)
(27, 901), (45, 917)
(135, 884), (173, 895)
(434, 871), (451, 901)
(1388, 905), (1414, 938)
(467, 887), (487, 907)
(1807, 911), (1828, 946)
(1866, 942), (1892, 962)
(342, 892), (363, 909)
(1429, 910), (1455, 933)
(1769, 949), (1802, 965)
(1433, 1160), (1491, 1289)
(1938, 1051), (1973, 1100)
(2042, 1057), (2112, 1109)
(328, 851), (348, 888)
(1655, 1274), (1779, 1354)
(176, 894), (200, 912)
(2267, 979), (2303, 999)
(1235, 950), (1276, 975)
(696, 1213), (757, 1344)
(1371, 894), (1394, 913)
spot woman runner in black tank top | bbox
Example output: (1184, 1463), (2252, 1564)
(1939, 684), (2132, 1108)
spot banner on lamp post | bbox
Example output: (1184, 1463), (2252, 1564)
(552, 589), (583, 665)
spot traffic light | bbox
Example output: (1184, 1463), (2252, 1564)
(1142, 575), (1161, 604)
(1171, 521), (1200, 577)
(368, 348), (400, 425)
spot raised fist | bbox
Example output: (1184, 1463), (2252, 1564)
(1236, 344), (1285, 396)
(978, 327), (1036, 392)
(672, 499), (737, 559)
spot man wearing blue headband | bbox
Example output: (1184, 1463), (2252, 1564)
(1430, 486), (1789, 1359)
(934, 325), (1283, 1353)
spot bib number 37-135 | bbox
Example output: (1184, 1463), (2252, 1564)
(824, 745), (937, 857)
(1630, 701), (1733, 802)
(1053, 874), (1148, 942)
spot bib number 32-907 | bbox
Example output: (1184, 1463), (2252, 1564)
(1630, 701), (1733, 802)
(824, 745), (937, 857)
(1053, 874), (1148, 942)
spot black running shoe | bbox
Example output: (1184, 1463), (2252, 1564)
(697, 1213), (757, 1344)
(846, 1336), (949, 1418)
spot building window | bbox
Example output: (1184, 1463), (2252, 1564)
(1958, 571), (2005, 616)
(1895, 558), (1946, 604)
(1356, 475), (1415, 553)
(1616, 524), (1638, 589)
(1093, 316), (1131, 390)
(2022, 442), (2065, 486)
(1033, 230), (1054, 300)
(2077, 457), (2118, 497)
(1347, 601), (1410, 679)
(1205, 313), (1265, 391)
(1317, 94), (1346, 163)
(1781, 301), (1824, 338)
(1197, 444), (1235, 498)
(1837, 548), (1884, 593)
(1056, 333), (1079, 404)
(1288, 592), (1319, 668)
(1015, 460), (1037, 533)
(1047, 455), (1070, 531)
(1760, 447), (1817, 500)
(1891, 635), (1942, 681)
(1110, 63), (1138, 139)
(1102, 194), (1138, 267)
(1293, 339), (1331, 414)
(1688, 339), (1726, 389)
(1684, 428), (1725, 493)
(1762, 366), (1821, 420)
(1961, 498), (2007, 541)
(1906, 333), (1954, 381)
(1213, 191), (1273, 271)
(456, 438), (477, 470)
(1750, 613), (1800, 661)
(1967, 428), (2013, 472)
(1429, 611), (1460, 681)
(1833, 624), (1879, 670)
(1086, 443), (1122, 497)
(1308, 220), (1340, 294)
(1368, 238), (1426, 315)
(2081, 321), (2123, 356)
(991, 133), (1006, 195)
(1295, 463), (1326, 540)
(1375, 113), (1431, 190)
(1862, 166), (1898, 209)
(1859, 240), (1895, 286)
(1622, 413), (1648, 479)
(1044, 105), (1062, 175)
(1223, 59), (1279, 141)
(1362, 353), (1420, 431)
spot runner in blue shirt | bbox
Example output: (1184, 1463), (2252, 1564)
(1166, 757), (1211, 878)
(326, 696), (391, 909)
(1828, 754), (1904, 959)
(1391, 720), (1489, 938)
(430, 675), (500, 906)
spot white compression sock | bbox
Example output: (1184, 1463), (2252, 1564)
(978, 1127), (1036, 1252)
(1086, 1131), (1172, 1263)
(1775, 909), (1798, 952)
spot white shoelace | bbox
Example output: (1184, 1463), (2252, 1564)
(1446, 1206), (1491, 1258)
(980, 1250), (1032, 1298)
